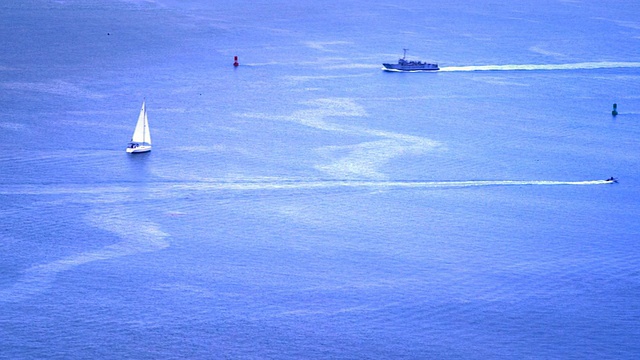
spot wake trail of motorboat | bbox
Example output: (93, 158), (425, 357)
(439, 61), (640, 72)
(0, 179), (616, 195)
(169, 178), (616, 191)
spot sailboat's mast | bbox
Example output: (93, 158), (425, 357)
(142, 98), (147, 144)
(143, 102), (147, 143)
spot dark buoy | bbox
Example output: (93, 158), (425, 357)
(233, 56), (239, 67)
(612, 103), (618, 116)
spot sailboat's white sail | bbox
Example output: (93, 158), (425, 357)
(126, 101), (152, 153)
(131, 102), (151, 144)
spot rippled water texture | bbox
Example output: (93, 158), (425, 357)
(1, 0), (639, 358)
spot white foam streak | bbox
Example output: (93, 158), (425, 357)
(0, 80), (106, 99)
(440, 61), (640, 72)
(0, 122), (26, 131)
(240, 98), (442, 179)
(0, 209), (169, 302)
(302, 40), (352, 52)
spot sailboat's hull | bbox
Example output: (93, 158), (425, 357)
(126, 146), (151, 153)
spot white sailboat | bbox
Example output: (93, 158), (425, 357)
(126, 100), (152, 153)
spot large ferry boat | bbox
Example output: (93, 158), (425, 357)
(383, 49), (439, 72)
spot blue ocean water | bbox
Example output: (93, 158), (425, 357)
(1, 0), (640, 358)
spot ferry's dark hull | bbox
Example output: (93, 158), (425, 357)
(383, 63), (439, 71)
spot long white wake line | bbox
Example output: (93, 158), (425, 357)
(0, 179), (616, 195)
(439, 61), (640, 72)
(169, 179), (615, 191)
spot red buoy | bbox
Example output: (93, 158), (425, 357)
(233, 56), (239, 67)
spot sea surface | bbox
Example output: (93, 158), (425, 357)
(1, 0), (640, 358)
